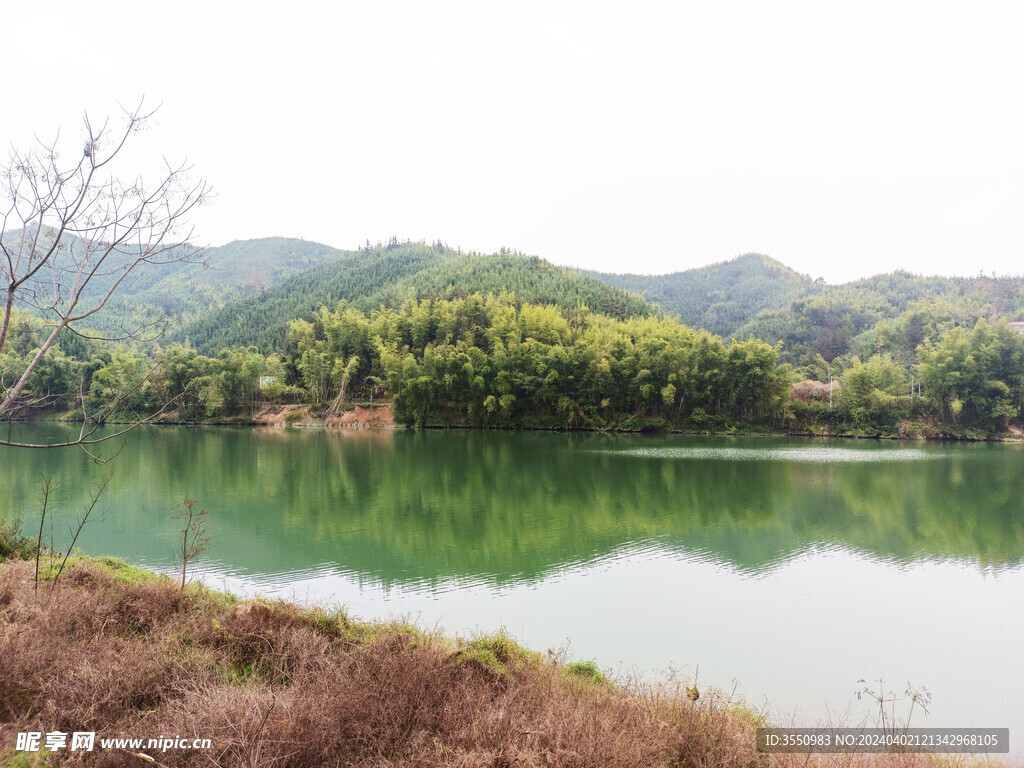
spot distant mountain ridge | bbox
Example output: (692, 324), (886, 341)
(100, 237), (350, 325)
(735, 269), (1024, 364)
(9, 226), (1024, 368)
(0, 228), (352, 339)
(586, 253), (1024, 366)
(583, 253), (815, 337)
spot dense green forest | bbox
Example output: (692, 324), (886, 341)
(5, 231), (1024, 437)
(0, 295), (782, 430)
(584, 253), (814, 337)
(736, 272), (1024, 368)
(587, 254), (1024, 371)
(288, 295), (787, 429)
(5, 291), (1024, 437)
(88, 237), (352, 338)
(0, 227), (352, 340)
(173, 241), (654, 353)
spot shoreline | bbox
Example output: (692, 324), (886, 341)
(0, 555), (997, 768)
(9, 410), (1024, 442)
(0, 556), (763, 768)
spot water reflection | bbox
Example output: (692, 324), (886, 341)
(3, 425), (1022, 754)
(1, 426), (1022, 587)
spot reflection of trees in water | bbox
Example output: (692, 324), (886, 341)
(2, 427), (1022, 587)
(828, 454), (1024, 567)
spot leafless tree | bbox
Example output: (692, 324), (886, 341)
(172, 497), (211, 593)
(0, 101), (211, 449)
(49, 472), (113, 590)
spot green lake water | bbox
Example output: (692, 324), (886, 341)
(2, 425), (1022, 752)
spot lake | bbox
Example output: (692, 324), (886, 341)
(2, 425), (1022, 753)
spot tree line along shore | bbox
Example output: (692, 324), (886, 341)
(4, 288), (1024, 439)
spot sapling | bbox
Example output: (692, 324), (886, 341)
(172, 498), (210, 592)
(50, 473), (111, 591)
(34, 477), (59, 592)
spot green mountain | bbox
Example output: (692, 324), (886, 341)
(586, 253), (1024, 367)
(96, 237), (349, 330)
(0, 228), (349, 338)
(584, 253), (814, 337)
(737, 271), (1024, 366)
(176, 242), (656, 353)
(13, 223), (1024, 373)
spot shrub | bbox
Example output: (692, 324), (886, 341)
(566, 659), (607, 684)
(0, 518), (35, 562)
(0, 557), (963, 768)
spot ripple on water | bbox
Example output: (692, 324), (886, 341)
(595, 446), (945, 463)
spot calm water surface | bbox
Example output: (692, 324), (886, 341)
(2, 425), (1022, 752)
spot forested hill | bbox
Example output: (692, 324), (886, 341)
(97, 237), (350, 328)
(15, 223), (1024, 374)
(583, 253), (814, 337)
(586, 253), (1024, 368)
(0, 228), (351, 338)
(175, 242), (656, 353)
(737, 270), (1024, 366)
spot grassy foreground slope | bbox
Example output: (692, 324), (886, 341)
(0, 557), (756, 768)
(0, 556), (978, 768)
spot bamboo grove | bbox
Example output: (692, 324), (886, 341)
(3, 292), (1024, 436)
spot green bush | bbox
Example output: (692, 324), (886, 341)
(0, 517), (36, 562)
(566, 660), (607, 685)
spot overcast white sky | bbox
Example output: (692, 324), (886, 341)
(3, 1), (1022, 284)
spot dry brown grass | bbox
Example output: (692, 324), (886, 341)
(0, 559), (1005, 767)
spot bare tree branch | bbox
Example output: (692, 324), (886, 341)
(0, 366), (191, 452)
(0, 101), (211, 448)
(49, 471), (113, 590)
